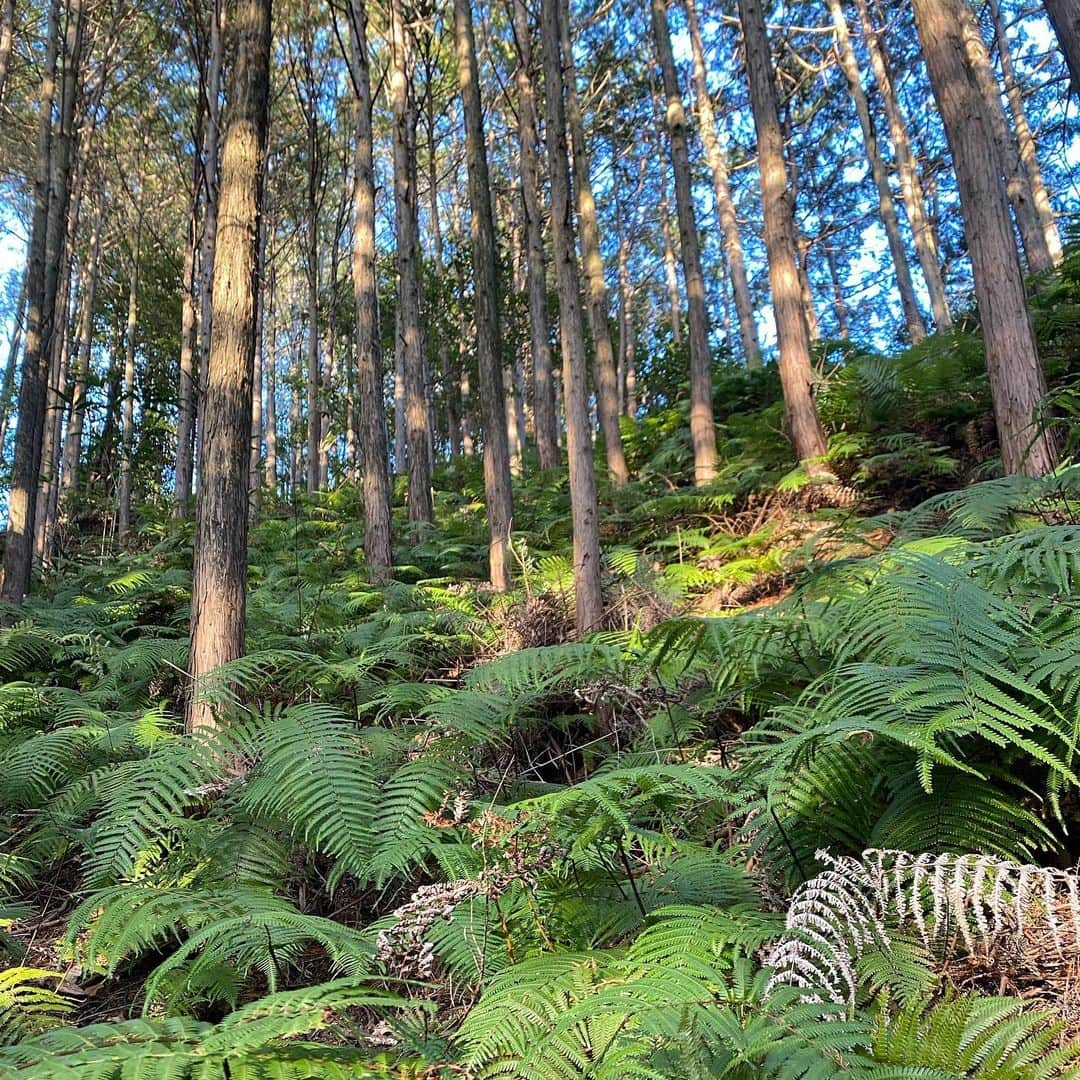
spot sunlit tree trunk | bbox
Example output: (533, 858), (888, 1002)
(249, 210), (267, 518)
(60, 196), (101, 503)
(389, 0), (433, 524)
(513, 0), (559, 470)
(912, 0), (1055, 476)
(683, 0), (760, 368)
(117, 220), (141, 539)
(737, 0), (827, 465)
(957, 1), (1056, 273)
(0, 272), (26, 453)
(175, 176), (199, 515)
(826, 0), (925, 341)
(652, 0), (716, 485)
(347, 0), (392, 581)
(557, 0), (629, 487)
(853, 0), (952, 330)
(2, 0), (60, 603)
(264, 261), (278, 493)
(988, 0), (1062, 266)
(188, 0), (272, 731)
(1045, 0), (1080, 94)
(541, 0), (603, 634)
(0, 0), (13, 108)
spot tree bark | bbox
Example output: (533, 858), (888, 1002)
(826, 0), (926, 341)
(513, 0), (559, 470)
(346, 0), (392, 581)
(958, 1), (1056, 273)
(651, 0), (717, 486)
(557, 0), (629, 487)
(2, 0), (60, 603)
(1045, 0), (1080, 95)
(60, 194), (102, 503)
(389, 0), (433, 524)
(737, 0), (827, 465)
(117, 218), (141, 539)
(541, 0), (603, 635)
(988, 0), (1062, 267)
(188, 0), (272, 730)
(175, 171), (199, 514)
(683, 0), (761, 368)
(264, 261), (277, 492)
(0, 0), (14, 108)
(0, 271), (26, 454)
(455, 0), (514, 588)
(912, 0), (1055, 476)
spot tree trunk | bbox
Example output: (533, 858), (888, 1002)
(249, 210), (267, 517)
(0, 0), (14, 108)
(513, 0), (559, 470)
(541, 0), (603, 635)
(188, 0), (272, 730)
(1045, 0), (1080, 95)
(854, 0), (951, 330)
(988, 0), (1062, 267)
(389, 0), (432, 524)
(737, 0), (827, 465)
(346, 0), (392, 581)
(455, 0), (515, 588)
(117, 221), (141, 539)
(175, 177), (199, 514)
(651, 0), (717, 486)
(2, 0), (60, 603)
(683, 0), (761, 368)
(304, 121), (321, 494)
(826, 0), (926, 341)
(0, 271), (26, 453)
(60, 194), (102, 503)
(264, 261), (277, 492)
(658, 168), (682, 345)
(958, 2), (1056, 273)
(557, 0), (629, 486)
(912, 0), (1055, 476)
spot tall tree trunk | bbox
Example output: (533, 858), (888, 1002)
(824, 239), (850, 340)
(616, 201), (637, 417)
(0, 271), (26, 453)
(264, 261), (277, 492)
(957, 2), (1056, 273)
(0, 0), (14, 108)
(651, 0), (717, 486)
(854, 0), (951, 330)
(389, 0), (432, 524)
(737, 0), (827, 465)
(304, 118), (321, 493)
(541, 0), (603, 635)
(249, 209), (267, 517)
(117, 220), (141, 539)
(826, 0), (926, 341)
(513, 0), (559, 470)
(658, 168), (682, 344)
(2, 0), (60, 603)
(175, 176), (199, 514)
(60, 194), (101, 502)
(456, 0), (515, 588)
(346, 0), (392, 581)
(188, 0), (272, 730)
(196, 0), (225, 482)
(1045, 0), (1080, 95)
(912, 0), (1055, 476)
(557, 0), (629, 486)
(683, 0), (761, 368)
(988, 0), (1062, 266)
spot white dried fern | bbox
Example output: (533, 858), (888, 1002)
(767, 848), (1080, 1005)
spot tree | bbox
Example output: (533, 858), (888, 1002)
(1045, 0), (1080, 94)
(651, 0), (717, 487)
(557, 0), (629, 486)
(683, 0), (761, 368)
(540, 0), (603, 635)
(454, 0), (514, 591)
(2, 0), (61, 603)
(389, 0), (433, 525)
(188, 0), (272, 730)
(344, 0), (392, 583)
(736, 0), (826, 465)
(911, 0), (1056, 477)
(826, 0), (926, 342)
(512, 0), (559, 470)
